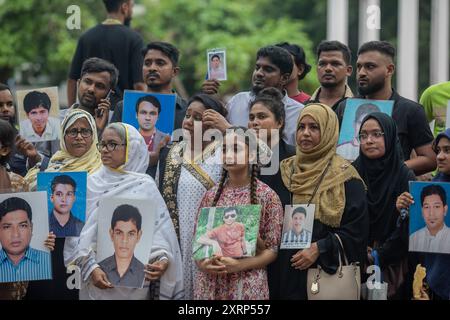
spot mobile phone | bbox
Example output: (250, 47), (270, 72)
(96, 89), (113, 118)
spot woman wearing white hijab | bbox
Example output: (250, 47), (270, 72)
(67, 123), (183, 300)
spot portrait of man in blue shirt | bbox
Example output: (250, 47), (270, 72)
(98, 204), (145, 288)
(49, 174), (84, 237)
(0, 197), (52, 282)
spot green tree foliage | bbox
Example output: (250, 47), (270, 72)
(134, 0), (319, 96)
(0, 0), (104, 84)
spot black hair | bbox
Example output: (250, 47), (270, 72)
(0, 197), (32, 221)
(51, 174), (77, 194)
(0, 83), (11, 93)
(421, 184), (447, 207)
(316, 40), (352, 65)
(355, 103), (381, 122)
(135, 95), (161, 114)
(103, 0), (128, 13)
(249, 87), (285, 138)
(23, 91), (51, 114)
(358, 41), (396, 61)
(0, 83), (17, 124)
(80, 57), (119, 90)
(256, 45), (293, 76)
(111, 204), (142, 231)
(292, 206), (307, 218)
(213, 126), (259, 206)
(275, 42), (312, 80)
(210, 54), (221, 61)
(187, 93), (228, 118)
(223, 207), (239, 219)
(142, 42), (180, 67)
(0, 119), (15, 165)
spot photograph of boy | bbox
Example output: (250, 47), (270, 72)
(48, 174), (84, 238)
(135, 95), (169, 152)
(98, 204), (145, 288)
(197, 207), (247, 257)
(208, 53), (226, 81)
(281, 206), (312, 247)
(410, 184), (450, 254)
(19, 90), (59, 142)
(0, 197), (51, 282)
(337, 102), (381, 161)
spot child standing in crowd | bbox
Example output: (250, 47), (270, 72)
(194, 127), (283, 300)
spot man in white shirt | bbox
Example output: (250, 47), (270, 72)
(201, 45), (304, 146)
(410, 184), (450, 254)
(20, 91), (60, 142)
(226, 46), (303, 146)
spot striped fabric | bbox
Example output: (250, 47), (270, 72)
(0, 247), (52, 282)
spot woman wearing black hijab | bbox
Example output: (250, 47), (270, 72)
(353, 112), (415, 299)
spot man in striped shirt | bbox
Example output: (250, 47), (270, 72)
(282, 206), (312, 247)
(0, 197), (51, 282)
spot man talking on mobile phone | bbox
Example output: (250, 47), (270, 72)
(68, 58), (118, 137)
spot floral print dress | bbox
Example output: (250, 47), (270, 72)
(193, 179), (283, 300)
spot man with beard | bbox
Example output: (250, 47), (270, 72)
(112, 42), (187, 131)
(307, 40), (354, 110)
(0, 84), (58, 176)
(70, 57), (118, 137)
(67, 0), (145, 107)
(335, 41), (436, 175)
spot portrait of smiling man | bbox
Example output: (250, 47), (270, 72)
(0, 196), (51, 283)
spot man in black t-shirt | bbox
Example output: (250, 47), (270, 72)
(111, 42), (187, 131)
(67, 0), (145, 107)
(335, 41), (436, 175)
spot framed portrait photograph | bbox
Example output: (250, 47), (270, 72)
(0, 191), (52, 283)
(37, 171), (87, 238)
(409, 181), (450, 254)
(207, 48), (227, 81)
(280, 204), (315, 249)
(122, 90), (175, 148)
(96, 197), (156, 289)
(193, 204), (261, 260)
(337, 98), (394, 161)
(16, 86), (61, 143)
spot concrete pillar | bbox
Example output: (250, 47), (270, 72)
(430, 0), (449, 84)
(397, 0), (419, 101)
(359, 0), (380, 47)
(327, 0), (348, 44)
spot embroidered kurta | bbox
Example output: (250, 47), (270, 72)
(162, 142), (223, 299)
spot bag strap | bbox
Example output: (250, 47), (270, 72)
(289, 159), (332, 206)
(334, 233), (349, 266)
(307, 160), (332, 206)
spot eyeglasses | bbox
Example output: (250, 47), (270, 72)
(65, 128), (93, 138)
(224, 213), (236, 219)
(96, 142), (126, 152)
(357, 131), (384, 143)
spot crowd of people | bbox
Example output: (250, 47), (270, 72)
(0, 0), (449, 301)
